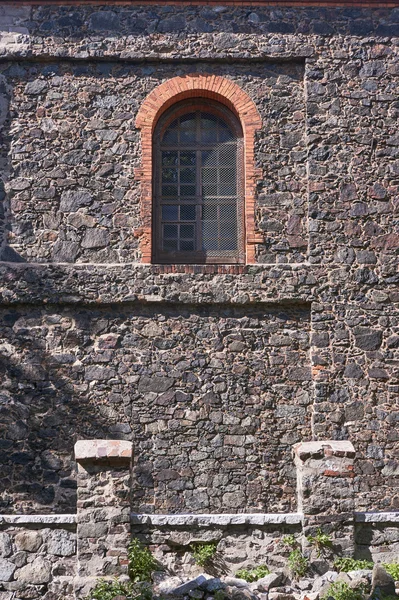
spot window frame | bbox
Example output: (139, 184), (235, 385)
(152, 99), (245, 265)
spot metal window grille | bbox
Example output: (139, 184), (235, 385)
(153, 101), (244, 264)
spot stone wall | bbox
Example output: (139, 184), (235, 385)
(0, 2), (398, 517)
(0, 515), (76, 600)
(0, 303), (311, 514)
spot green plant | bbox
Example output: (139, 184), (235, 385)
(282, 534), (299, 549)
(321, 581), (367, 600)
(191, 542), (218, 567)
(383, 563), (399, 581)
(334, 557), (374, 572)
(306, 528), (333, 557)
(83, 579), (152, 600)
(128, 538), (158, 582)
(288, 548), (309, 579)
(235, 565), (270, 582)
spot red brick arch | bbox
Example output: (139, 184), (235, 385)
(135, 74), (263, 264)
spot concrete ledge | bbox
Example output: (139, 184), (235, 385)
(131, 513), (303, 526)
(0, 514), (76, 525)
(74, 439), (133, 462)
(355, 512), (399, 523)
(294, 440), (356, 461)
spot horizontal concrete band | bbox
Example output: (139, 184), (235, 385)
(132, 513), (303, 526)
(1, 512), (398, 527)
(0, 514), (76, 525)
(355, 512), (399, 523)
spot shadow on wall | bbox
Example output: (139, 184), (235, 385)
(0, 305), (116, 515)
(20, 5), (399, 39)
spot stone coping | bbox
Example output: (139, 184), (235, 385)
(74, 439), (133, 462)
(0, 514), (76, 525)
(1, 512), (399, 528)
(131, 513), (303, 526)
(355, 512), (399, 523)
(294, 440), (356, 461)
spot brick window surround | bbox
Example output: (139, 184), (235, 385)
(135, 74), (263, 264)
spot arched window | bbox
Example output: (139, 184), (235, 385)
(153, 100), (244, 264)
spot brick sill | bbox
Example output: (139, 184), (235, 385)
(151, 264), (247, 275)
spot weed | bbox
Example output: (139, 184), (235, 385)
(334, 558), (374, 572)
(83, 579), (152, 600)
(288, 548), (308, 579)
(306, 528), (333, 557)
(383, 563), (399, 581)
(235, 565), (270, 582)
(128, 538), (158, 582)
(282, 534), (299, 549)
(321, 581), (367, 600)
(191, 543), (218, 567)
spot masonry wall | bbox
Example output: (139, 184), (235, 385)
(0, 2), (398, 521)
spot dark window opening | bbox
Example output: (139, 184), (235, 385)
(153, 100), (244, 264)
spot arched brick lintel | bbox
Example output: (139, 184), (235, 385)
(135, 74), (263, 264)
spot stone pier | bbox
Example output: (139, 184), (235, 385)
(74, 440), (133, 594)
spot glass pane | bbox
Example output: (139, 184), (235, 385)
(181, 205), (196, 220)
(180, 185), (196, 197)
(203, 184), (217, 197)
(162, 185), (178, 196)
(163, 119), (178, 144)
(201, 128), (218, 143)
(219, 145), (236, 165)
(162, 205), (178, 221)
(180, 152), (196, 166)
(220, 204), (236, 220)
(180, 240), (194, 251)
(202, 238), (218, 251)
(220, 238), (237, 250)
(202, 205), (217, 220)
(180, 114), (196, 143)
(164, 239), (178, 251)
(162, 151), (178, 166)
(202, 150), (217, 167)
(219, 123), (234, 142)
(180, 224), (194, 238)
(202, 168), (217, 184)
(203, 221), (218, 239)
(163, 224), (178, 239)
(201, 116), (217, 129)
(162, 168), (178, 183)
(180, 168), (196, 184)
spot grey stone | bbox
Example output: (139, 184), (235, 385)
(47, 529), (76, 556)
(353, 327), (383, 351)
(204, 578), (225, 592)
(89, 10), (120, 31)
(59, 189), (92, 212)
(24, 79), (48, 95)
(78, 522), (108, 538)
(224, 578), (249, 589)
(0, 559), (16, 582)
(158, 16), (186, 33)
(371, 565), (395, 598)
(255, 573), (283, 591)
(0, 533), (12, 558)
(81, 229), (109, 249)
(168, 575), (209, 595)
(16, 557), (52, 584)
(138, 376), (175, 393)
(52, 241), (80, 262)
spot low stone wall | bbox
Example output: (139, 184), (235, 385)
(355, 513), (399, 564)
(1, 513), (399, 599)
(132, 513), (302, 577)
(0, 515), (76, 600)
(1, 441), (399, 599)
